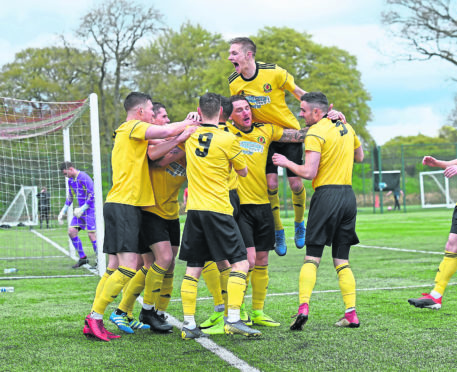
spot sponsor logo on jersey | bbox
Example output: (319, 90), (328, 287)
(239, 140), (264, 155)
(245, 95), (271, 109)
(166, 162), (187, 177)
(263, 83), (272, 93)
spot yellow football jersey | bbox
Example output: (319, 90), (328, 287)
(228, 62), (300, 130)
(219, 122), (239, 190)
(185, 124), (246, 215)
(106, 120), (155, 207)
(226, 122), (283, 205)
(305, 118), (361, 189)
(142, 158), (187, 220)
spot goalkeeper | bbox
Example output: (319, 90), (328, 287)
(58, 161), (97, 269)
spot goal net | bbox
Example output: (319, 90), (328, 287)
(0, 94), (105, 279)
(420, 170), (457, 208)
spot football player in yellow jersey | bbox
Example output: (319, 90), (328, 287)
(272, 91), (364, 331)
(84, 92), (198, 342)
(228, 36), (308, 256)
(226, 95), (309, 328)
(408, 155), (457, 311)
(179, 93), (261, 339)
(108, 102), (188, 334)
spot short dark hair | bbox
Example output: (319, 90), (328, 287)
(220, 96), (233, 122)
(59, 161), (74, 171)
(300, 92), (329, 112)
(229, 37), (256, 56)
(151, 102), (166, 116)
(199, 93), (221, 119)
(124, 92), (152, 112)
(229, 95), (250, 106)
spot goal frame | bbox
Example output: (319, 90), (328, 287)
(420, 170), (455, 209)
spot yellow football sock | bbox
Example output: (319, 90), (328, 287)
(336, 263), (356, 310)
(156, 273), (174, 312)
(118, 266), (147, 316)
(298, 260), (319, 304)
(181, 275), (199, 316)
(433, 251), (457, 295)
(227, 271), (247, 311)
(219, 266), (230, 316)
(251, 265), (269, 311)
(92, 266), (136, 314)
(94, 268), (115, 301)
(268, 187), (283, 230)
(292, 185), (306, 224)
(202, 261), (223, 307)
(144, 263), (167, 307)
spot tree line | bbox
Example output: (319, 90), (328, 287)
(1, 0), (456, 156)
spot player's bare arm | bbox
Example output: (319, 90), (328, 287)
(279, 127), (309, 143)
(423, 156), (457, 169)
(272, 151), (321, 180)
(354, 146), (364, 163)
(151, 147), (186, 168)
(147, 126), (195, 162)
(292, 85), (307, 101)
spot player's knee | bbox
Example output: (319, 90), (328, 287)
(289, 178), (304, 192)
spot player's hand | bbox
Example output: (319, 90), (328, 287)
(176, 126), (197, 142)
(184, 112), (201, 126)
(328, 106), (346, 123)
(444, 165), (457, 179)
(422, 156), (437, 166)
(57, 212), (65, 225)
(272, 153), (289, 168)
(73, 208), (83, 218)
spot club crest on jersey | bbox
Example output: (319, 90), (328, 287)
(257, 136), (266, 144)
(263, 83), (272, 93)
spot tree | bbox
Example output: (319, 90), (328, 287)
(382, 0), (457, 65)
(0, 47), (98, 102)
(254, 27), (372, 142)
(133, 23), (229, 120)
(70, 0), (163, 147)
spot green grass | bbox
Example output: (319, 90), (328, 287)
(1, 208), (456, 371)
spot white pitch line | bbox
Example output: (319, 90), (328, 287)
(356, 244), (443, 255)
(166, 282), (457, 303)
(29, 229), (97, 275)
(136, 296), (260, 372)
(31, 229), (70, 256)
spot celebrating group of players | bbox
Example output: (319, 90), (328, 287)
(82, 37), (365, 341)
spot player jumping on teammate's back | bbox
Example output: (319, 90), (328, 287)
(273, 92), (364, 330)
(228, 37), (308, 256)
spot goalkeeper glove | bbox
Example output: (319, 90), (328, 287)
(58, 205), (69, 225)
(74, 204), (89, 218)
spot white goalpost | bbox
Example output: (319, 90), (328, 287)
(0, 93), (105, 279)
(420, 170), (457, 209)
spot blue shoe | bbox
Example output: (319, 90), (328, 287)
(294, 220), (306, 249)
(274, 229), (287, 256)
(109, 311), (134, 334)
(129, 318), (151, 330)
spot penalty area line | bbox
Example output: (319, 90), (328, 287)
(136, 296), (260, 372)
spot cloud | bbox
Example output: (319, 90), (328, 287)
(369, 105), (449, 145)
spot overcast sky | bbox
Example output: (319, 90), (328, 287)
(1, 0), (455, 145)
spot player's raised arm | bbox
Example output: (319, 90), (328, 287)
(292, 85), (307, 101)
(278, 127), (309, 143)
